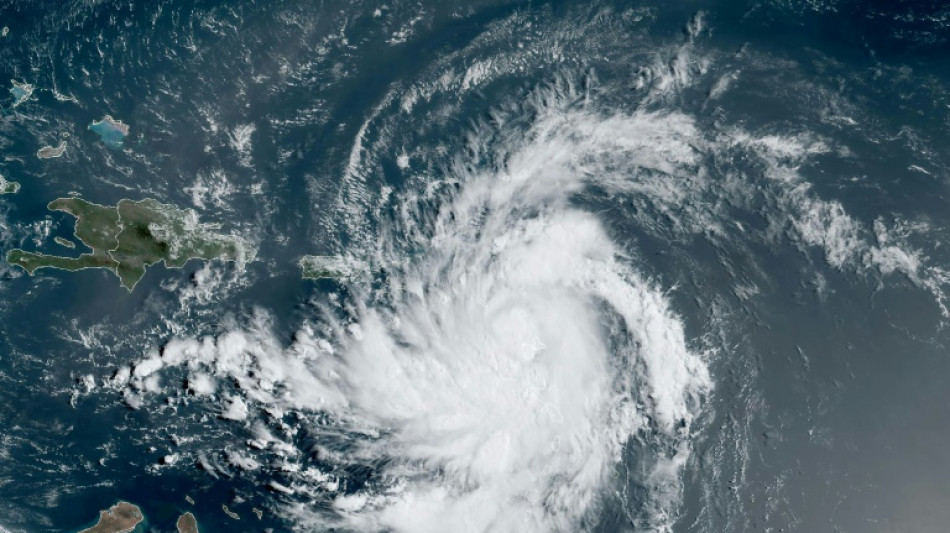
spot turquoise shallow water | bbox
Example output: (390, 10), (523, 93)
(87, 117), (128, 149)
(0, 1), (949, 532)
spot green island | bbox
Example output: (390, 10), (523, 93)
(55, 236), (76, 248)
(0, 175), (18, 194)
(37, 140), (67, 159)
(176, 512), (199, 533)
(300, 254), (364, 279)
(7, 197), (249, 290)
(77, 501), (143, 533)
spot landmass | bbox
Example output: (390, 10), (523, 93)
(0, 175), (18, 194)
(9, 79), (32, 108)
(37, 140), (67, 159)
(55, 236), (76, 248)
(6, 197), (249, 290)
(300, 255), (365, 279)
(221, 504), (240, 520)
(89, 115), (129, 148)
(176, 512), (199, 533)
(77, 501), (143, 533)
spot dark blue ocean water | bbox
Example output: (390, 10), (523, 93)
(0, 1), (949, 532)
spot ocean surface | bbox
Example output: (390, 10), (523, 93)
(1, 1), (949, 532)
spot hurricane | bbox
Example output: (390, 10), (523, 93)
(4, 2), (950, 532)
(138, 81), (712, 532)
(113, 19), (950, 529)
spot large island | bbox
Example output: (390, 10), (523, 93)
(175, 512), (199, 533)
(7, 197), (248, 290)
(77, 501), (143, 533)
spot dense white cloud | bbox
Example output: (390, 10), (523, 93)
(124, 99), (717, 532)
(117, 63), (949, 532)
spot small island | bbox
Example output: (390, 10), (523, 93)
(176, 512), (199, 533)
(78, 501), (143, 533)
(0, 175), (18, 194)
(89, 115), (129, 148)
(7, 197), (249, 290)
(221, 504), (240, 520)
(9, 79), (32, 108)
(37, 140), (67, 159)
(300, 255), (364, 279)
(54, 236), (76, 248)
